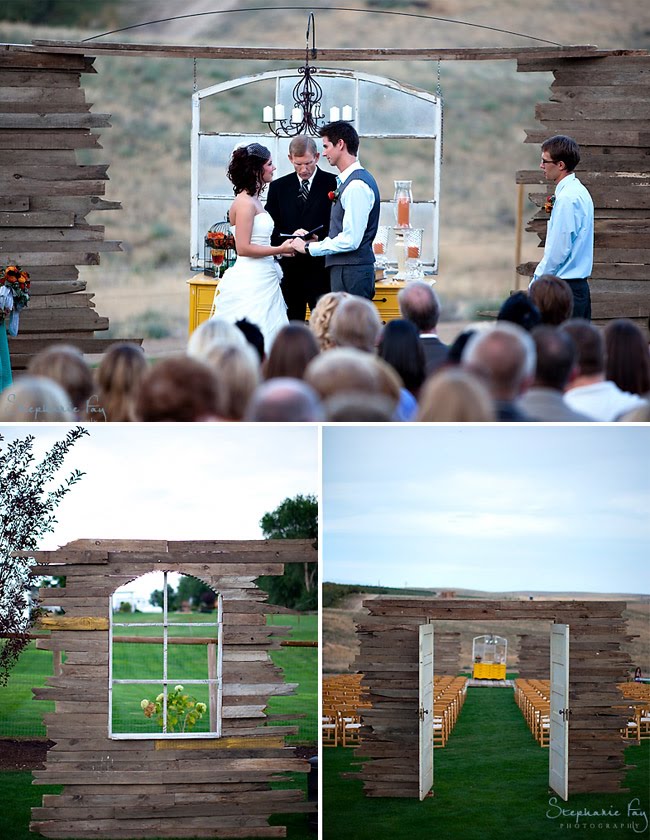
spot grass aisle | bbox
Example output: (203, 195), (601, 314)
(324, 687), (650, 840)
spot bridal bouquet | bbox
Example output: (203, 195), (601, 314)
(0, 264), (31, 336)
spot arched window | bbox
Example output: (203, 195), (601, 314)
(191, 68), (441, 273)
(109, 571), (223, 739)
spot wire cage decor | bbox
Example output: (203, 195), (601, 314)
(204, 221), (236, 277)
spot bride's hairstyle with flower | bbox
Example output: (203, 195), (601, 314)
(227, 143), (271, 196)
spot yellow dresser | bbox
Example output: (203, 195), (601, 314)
(472, 663), (507, 680)
(187, 276), (218, 334)
(187, 274), (406, 335)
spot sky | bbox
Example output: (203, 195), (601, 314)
(323, 425), (650, 595)
(1, 424), (319, 602)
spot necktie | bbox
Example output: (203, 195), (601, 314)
(299, 179), (310, 202)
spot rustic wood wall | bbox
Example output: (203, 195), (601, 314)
(517, 632), (551, 678)
(0, 47), (125, 370)
(353, 599), (632, 798)
(24, 538), (316, 838)
(516, 54), (650, 327)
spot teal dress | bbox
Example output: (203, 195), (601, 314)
(0, 320), (12, 390)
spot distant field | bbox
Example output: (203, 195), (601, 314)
(1, 2), (646, 336)
(0, 613), (317, 743)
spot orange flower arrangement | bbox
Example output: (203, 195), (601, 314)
(1, 264), (30, 312)
(206, 230), (236, 250)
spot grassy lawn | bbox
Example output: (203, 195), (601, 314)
(324, 687), (650, 840)
(0, 613), (317, 742)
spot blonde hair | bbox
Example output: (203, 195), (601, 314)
(0, 376), (75, 421)
(188, 318), (246, 360)
(204, 341), (260, 420)
(28, 345), (93, 418)
(96, 343), (148, 422)
(309, 292), (349, 351)
(417, 369), (496, 422)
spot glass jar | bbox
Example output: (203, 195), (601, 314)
(393, 180), (413, 228)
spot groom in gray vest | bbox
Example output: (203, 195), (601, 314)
(291, 121), (380, 300)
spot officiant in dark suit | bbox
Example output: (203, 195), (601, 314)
(265, 136), (337, 321)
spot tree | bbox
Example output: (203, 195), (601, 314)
(149, 584), (179, 612)
(0, 428), (89, 685)
(258, 494), (317, 611)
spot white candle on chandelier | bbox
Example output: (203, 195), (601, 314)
(342, 105), (353, 121)
(291, 107), (303, 123)
(274, 104), (285, 120)
(329, 106), (340, 121)
(263, 106), (274, 122)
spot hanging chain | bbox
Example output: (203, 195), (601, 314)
(193, 56), (198, 93)
(436, 58), (443, 166)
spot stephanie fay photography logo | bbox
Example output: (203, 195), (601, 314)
(546, 797), (649, 834)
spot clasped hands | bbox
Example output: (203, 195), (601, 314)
(279, 229), (318, 256)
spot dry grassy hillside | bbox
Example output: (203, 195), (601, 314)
(323, 591), (650, 675)
(1, 1), (648, 337)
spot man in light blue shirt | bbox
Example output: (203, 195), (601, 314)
(531, 135), (594, 320)
(291, 121), (380, 300)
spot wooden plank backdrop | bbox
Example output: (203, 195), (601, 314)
(22, 538), (316, 839)
(352, 599), (632, 798)
(0, 48), (127, 370)
(1, 43), (647, 367)
(516, 53), (650, 327)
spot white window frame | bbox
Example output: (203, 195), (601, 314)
(108, 571), (223, 740)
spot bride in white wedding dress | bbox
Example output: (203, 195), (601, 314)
(210, 143), (296, 350)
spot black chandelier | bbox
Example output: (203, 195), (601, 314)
(263, 12), (351, 137)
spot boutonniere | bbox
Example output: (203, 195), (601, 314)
(544, 194), (556, 214)
(328, 189), (340, 204)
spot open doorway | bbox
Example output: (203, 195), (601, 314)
(418, 619), (569, 801)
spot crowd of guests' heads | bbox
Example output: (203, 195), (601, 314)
(1, 282), (648, 423)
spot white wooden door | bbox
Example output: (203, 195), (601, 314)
(549, 623), (570, 800)
(419, 623), (434, 801)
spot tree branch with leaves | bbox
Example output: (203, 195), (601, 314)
(0, 427), (89, 685)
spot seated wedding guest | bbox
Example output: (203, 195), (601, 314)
(309, 291), (349, 352)
(244, 378), (323, 422)
(204, 342), (260, 421)
(604, 318), (650, 397)
(497, 291), (541, 332)
(28, 344), (95, 420)
(96, 342), (147, 422)
(0, 376), (75, 421)
(529, 274), (574, 325)
(398, 281), (448, 374)
(462, 323), (537, 421)
(323, 392), (395, 422)
(305, 346), (380, 399)
(187, 317), (246, 360)
(446, 328), (478, 365)
(135, 356), (223, 422)
(416, 368), (496, 422)
(560, 319), (647, 421)
(329, 295), (382, 353)
(378, 319), (426, 420)
(517, 326), (592, 422)
(263, 323), (320, 381)
(304, 345), (399, 409)
(236, 318), (265, 363)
